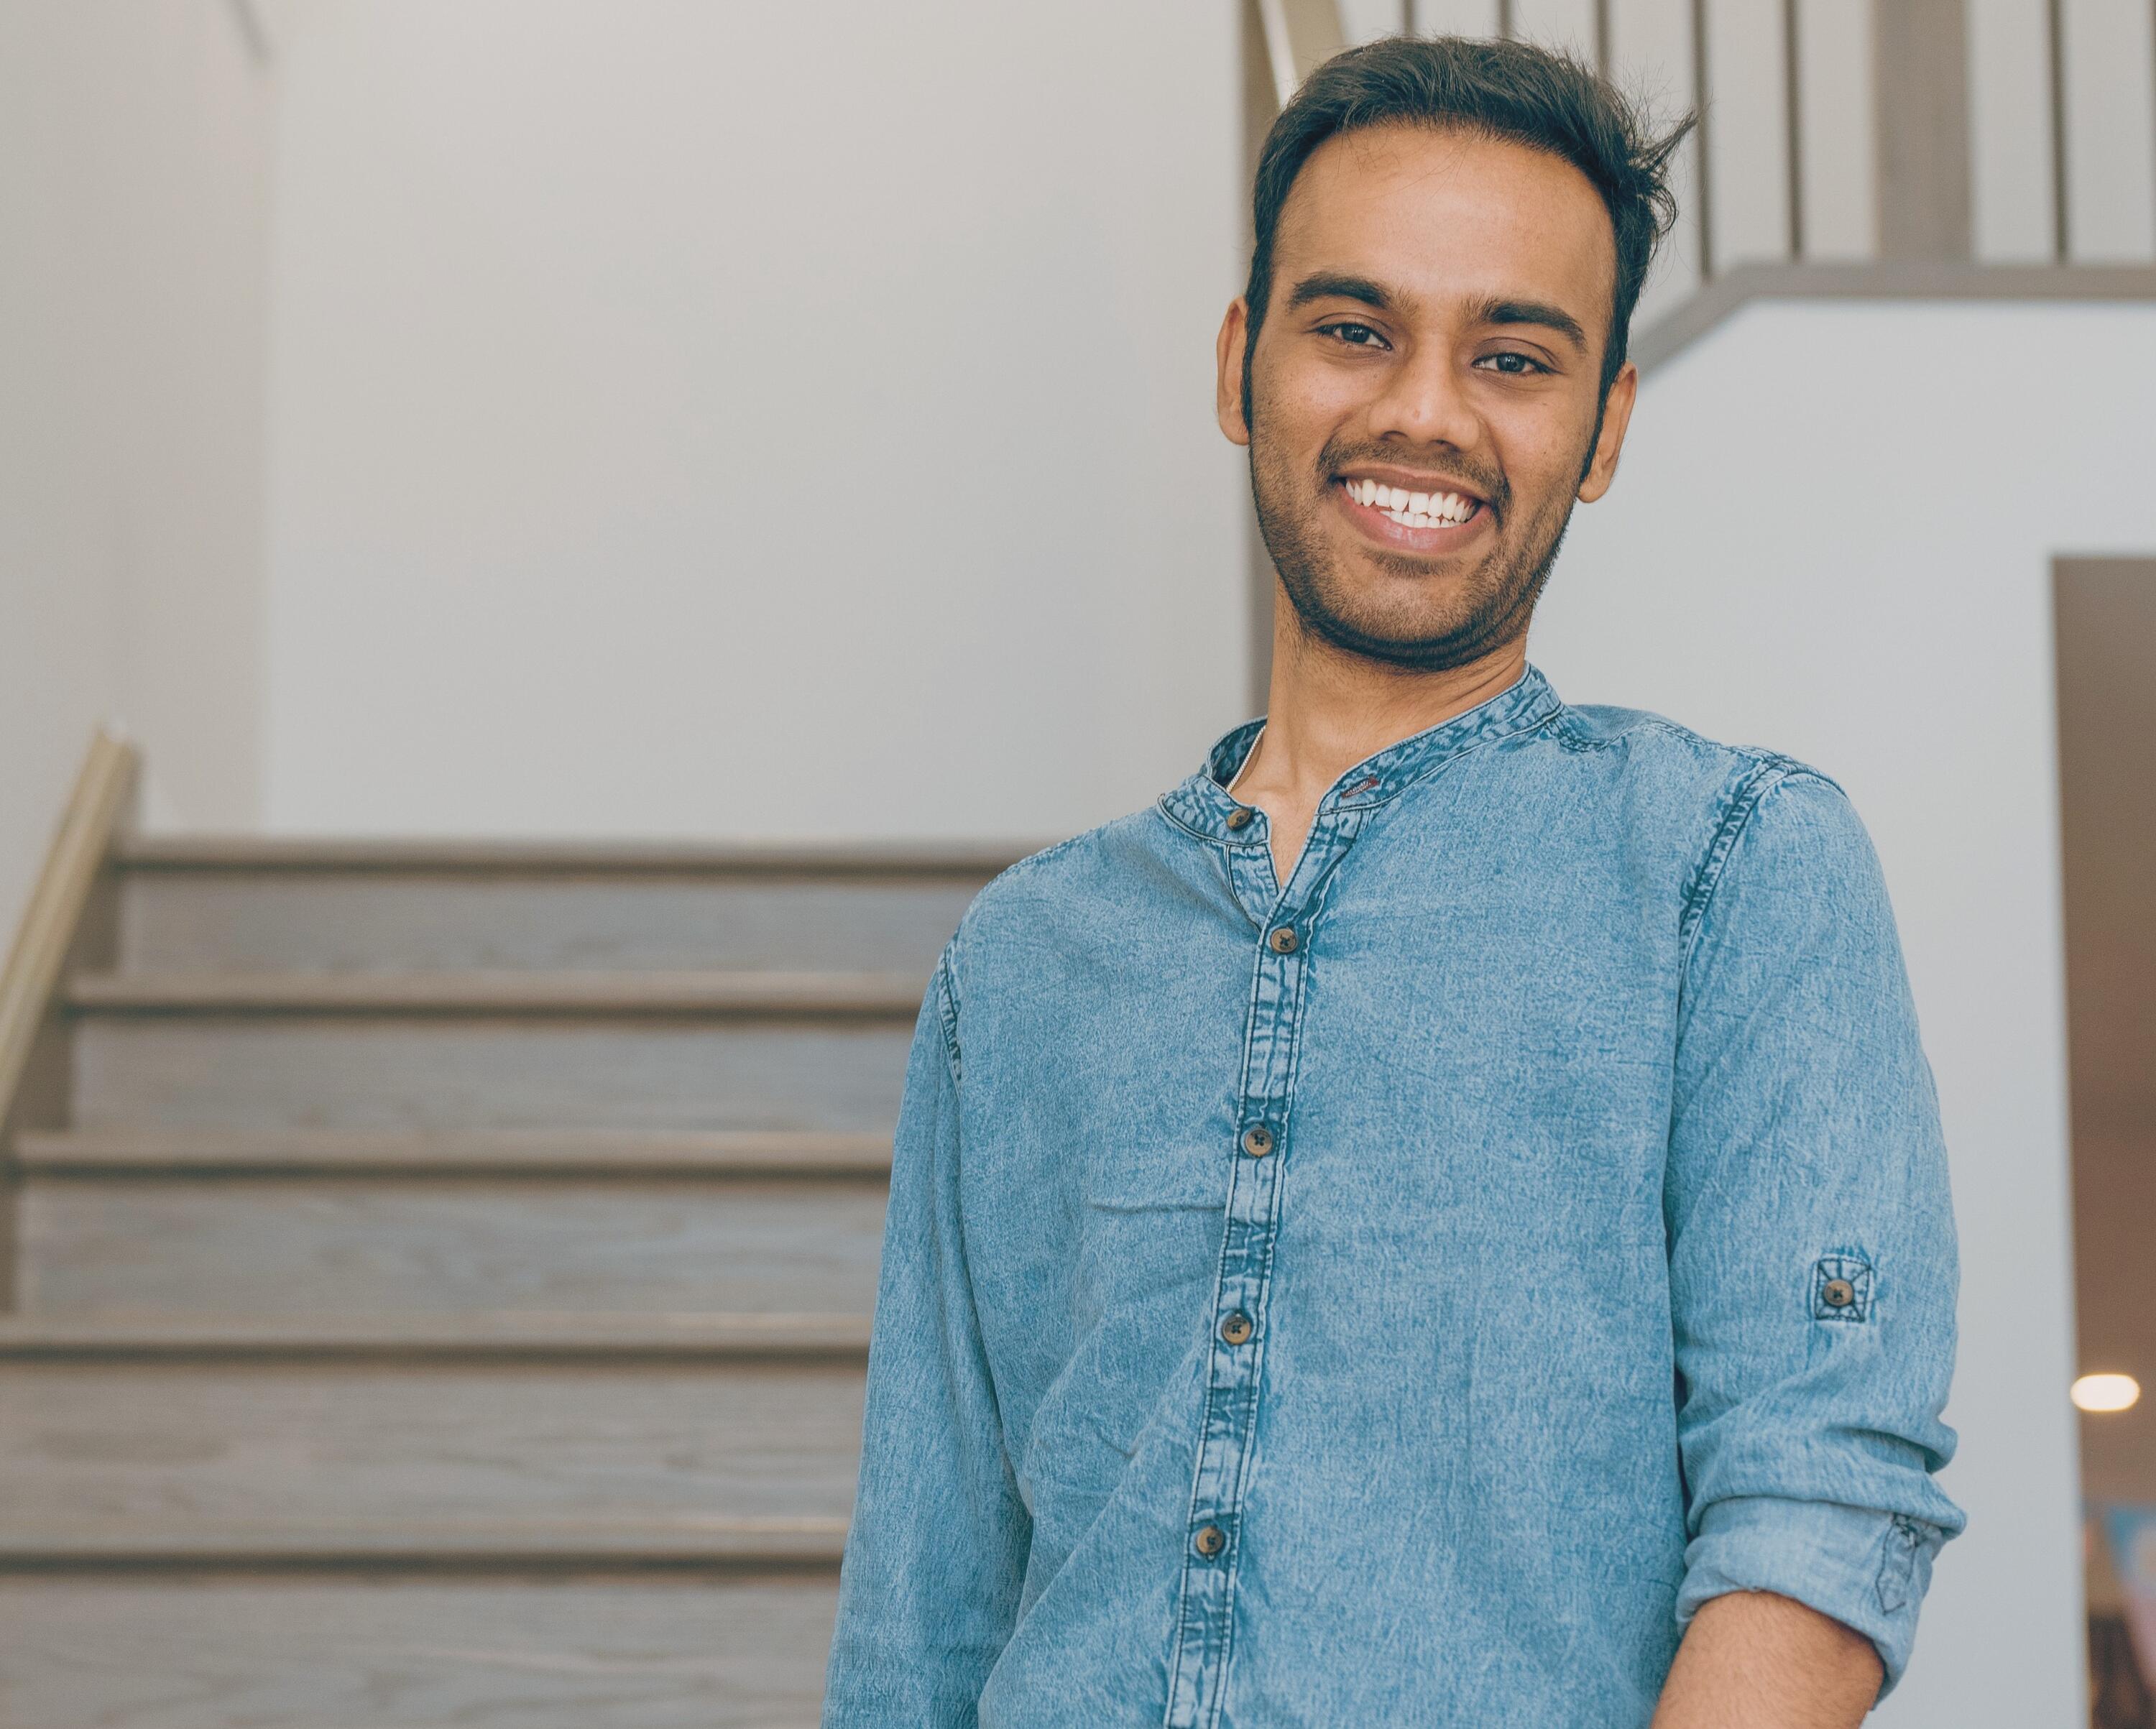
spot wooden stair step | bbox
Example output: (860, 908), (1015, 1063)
(65, 969), (927, 1018)
(114, 834), (1028, 875)
(109, 844), (1006, 972)
(0, 1360), (863, 1541)
(0, 1311), (872, 1360)
(0, 1575), (839, 1729)
(9, 1127), (893, 1177)
(68, 1015), (911, 1133)
(17, 1176), (887, 1315)
(0, 1517), (849, 1568)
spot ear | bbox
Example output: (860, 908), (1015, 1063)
(1576, 360), (1636, 503)
(1216, 298), (1252, 447)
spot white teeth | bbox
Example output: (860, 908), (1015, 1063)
(1345, 478), (1478, 527)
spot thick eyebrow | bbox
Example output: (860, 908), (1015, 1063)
(1285, 272), (1393, 313)
(1471, 296), (1589, 353)
(1286, 277), (1592, 355)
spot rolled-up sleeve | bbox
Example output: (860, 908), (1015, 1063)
(821, 953), (1030, 1727)
(1666, 767), (1964, 1694)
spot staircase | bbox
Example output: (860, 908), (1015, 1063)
(0, 836), (1013, 1729)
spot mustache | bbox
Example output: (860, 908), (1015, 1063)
(1316, 438), (1510, 517)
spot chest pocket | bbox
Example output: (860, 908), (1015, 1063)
(1079, 1128), (1235, 1217)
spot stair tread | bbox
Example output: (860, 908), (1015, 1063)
(0, 1311), (873, 1356)
(66, 969), (928, 1015)
(116, 834), (1031, 875)
(69, 1017), (909, 1135)
(0, 1577), (837, 1729)
(10, 1126), (893, 1174)
(0, 1516), (849, 1563)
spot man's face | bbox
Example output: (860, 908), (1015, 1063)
(1217, 124), (1636, 670)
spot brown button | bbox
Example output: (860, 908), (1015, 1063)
(1193, 1523), (1227, 1559)
(1220, 1311), (1253, 1346)
(1267, 926), (1299, 955)
(1225, 806), (1254, 831)
(1240, 1125), (1274, 1158)
(1822, 1278), (1856, 1309)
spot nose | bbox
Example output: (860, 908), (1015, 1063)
(1367, 340), (1481, 453)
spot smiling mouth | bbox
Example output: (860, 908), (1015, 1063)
(1336, 476), (1483, 531)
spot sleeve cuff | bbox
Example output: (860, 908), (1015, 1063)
(1674, 1495), (1947, 1697)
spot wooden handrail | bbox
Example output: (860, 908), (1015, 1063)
(0, 730), (137, 1128)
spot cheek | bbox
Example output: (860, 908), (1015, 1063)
(1253, 343), (1368, 446)
(1259, 379), (1343, 446)
(1486, 402), (1598, 503)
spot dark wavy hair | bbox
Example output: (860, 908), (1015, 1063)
(1244, 34), (1692, 417)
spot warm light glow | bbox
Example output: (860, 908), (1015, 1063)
(2072, 1373), (2142, 1414)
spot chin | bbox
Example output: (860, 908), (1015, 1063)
(1303, 609), (1482, 662)
(1302, 584), (1478, 644)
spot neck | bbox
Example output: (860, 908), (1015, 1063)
(1237, 594), (1529, 805)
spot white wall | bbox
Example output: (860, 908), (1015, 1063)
(258, 0), (1248, 842)
(1534, 298), (2156, 1725)
(0, 0), (272, 936)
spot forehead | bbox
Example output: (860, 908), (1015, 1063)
(1271, 123), (1616, 321)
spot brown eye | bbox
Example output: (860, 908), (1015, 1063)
(1318, 322), (1386, 349)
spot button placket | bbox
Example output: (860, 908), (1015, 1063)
(1165, 808), (1361, 1729)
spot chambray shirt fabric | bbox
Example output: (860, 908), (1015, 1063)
(821, 667), (1963, 1729)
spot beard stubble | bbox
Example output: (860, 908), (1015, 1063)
(1248, 418), (1587, 673)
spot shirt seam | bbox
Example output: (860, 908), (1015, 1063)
(1366, 701), (1567, 806)
(1547, 709), (1702, 755)
(923, 941), (1031, 1573)
(1667, 764), (1852, 1253)
(932, 947), (964, 1087)
(1156, 800), (1244, 852)
(1677, 757), (1834, 964)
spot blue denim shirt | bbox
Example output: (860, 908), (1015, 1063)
(823, 667), (1962, 1728)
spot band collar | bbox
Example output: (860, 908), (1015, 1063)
(1157, 665), (1563, 846)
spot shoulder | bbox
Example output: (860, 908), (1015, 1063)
(1543, 710), (1890, 959)
(1547, 700), (1831, 789)
(937, 807), (1172, 999)
(1539, 699), (1851, 830)
(960, 808), (1161, 920)
(1527, 698), (1875, 935)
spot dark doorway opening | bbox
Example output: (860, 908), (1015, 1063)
(2055, 557), (2156, 1728)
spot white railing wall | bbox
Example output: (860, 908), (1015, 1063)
(1324, 0), (2156, 324)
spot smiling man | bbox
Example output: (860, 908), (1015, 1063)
(822, 34), (1961, 1729)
